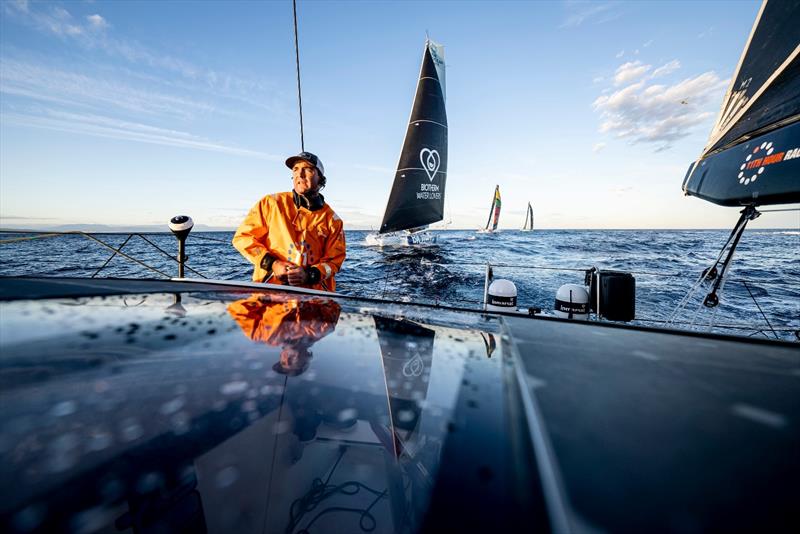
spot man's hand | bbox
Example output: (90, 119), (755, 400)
(285, 264), (309, 286)
(271, 260), (293, 282)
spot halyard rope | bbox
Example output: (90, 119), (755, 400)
(292, 0), (305, 151)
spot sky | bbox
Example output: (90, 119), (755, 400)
(0, 0), (797, 231)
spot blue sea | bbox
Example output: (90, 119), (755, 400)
(1, 229), (798, 340)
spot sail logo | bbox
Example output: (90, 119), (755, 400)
(403, 354), (425, 377)
(737, 141), (787, 186)
(419, 148), (441, 181)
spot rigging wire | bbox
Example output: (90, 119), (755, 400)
(0, 229), (205, 279)
(668, 214), (748, 324)
(757, 207), (800, 213)
(80, 232), (171, 278)
(136, 234), (208, 279)
(741, 280), (779, 340)
(190, 234), (231, 244)
(292, 0), (305, 151)
(92, 234), (133, 278)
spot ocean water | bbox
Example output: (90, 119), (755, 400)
(1, 229), (798, 340)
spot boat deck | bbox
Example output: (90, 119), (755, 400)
(0, 277), (797, 532)
(505, 315), (799, 531)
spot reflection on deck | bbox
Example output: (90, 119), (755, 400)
(0, 290), (512, 533)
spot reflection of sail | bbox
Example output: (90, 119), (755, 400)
(480, 332), (496, 358)
(373, 315), (434, 450)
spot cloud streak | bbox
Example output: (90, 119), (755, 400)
(560, 1), (621, 28)
(1, 108), (280, 160)
(1, 58), (217, 120)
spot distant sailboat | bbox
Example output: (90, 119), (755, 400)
(366, 39), (448, 247)
(522, 202), (534, 231)
(477, 185), (501, 233)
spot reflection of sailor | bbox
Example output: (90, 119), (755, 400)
(227, 295), (341, 376)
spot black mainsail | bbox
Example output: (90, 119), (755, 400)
(522, 202), (534, 231)
(682, 0), (800, 206)
(379, 40), (448, 234)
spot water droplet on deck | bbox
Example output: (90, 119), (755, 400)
(220, 380), (248, 395)
(396, 409), (416, 423)
(86, 429), (113, 452)
(171, 412), (190, 435)
(120, 418), (144, 442)
(337, 408), (358, 423)
(215, 466), (239, 489)
(50, 400), (77, 417)
(160, 397), (185, 415)
(272, 420), (290, 435)
(136, 472), (164, 494)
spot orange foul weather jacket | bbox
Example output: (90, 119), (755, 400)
(233, 191), (346, 291)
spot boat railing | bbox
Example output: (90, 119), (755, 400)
(0, 229), (794, 341)
(0, 229), (215, 279)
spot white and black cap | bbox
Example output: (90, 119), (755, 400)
(285, 151), (325, 178)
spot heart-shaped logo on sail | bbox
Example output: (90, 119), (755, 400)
(419, 148), (440, 182)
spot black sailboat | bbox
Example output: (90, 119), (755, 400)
(371, 39), (448, 246)
(673, 0), (800, 319)
(682, 0), (800, 207)
(522, 202), (534, 231)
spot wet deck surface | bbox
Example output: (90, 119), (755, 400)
(0, 278), (798, 532)
(505, 315), (800, 531)
(1, 287), (539, 533)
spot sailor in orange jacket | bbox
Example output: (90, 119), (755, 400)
(233, 152), (346, 291)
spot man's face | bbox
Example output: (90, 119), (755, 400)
(292, 160), (320, 195)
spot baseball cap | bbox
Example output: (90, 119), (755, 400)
(285, 151), (325, 178)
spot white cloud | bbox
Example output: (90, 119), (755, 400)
(652, 59), (681, 78)
(616, 50), (625, 58)
(593, 60), (728, 149)
(643, 39), (653, 48)
(86, 14), (108, 30)
(613, 61), (650, 86)
(593, 142), (606, 153)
